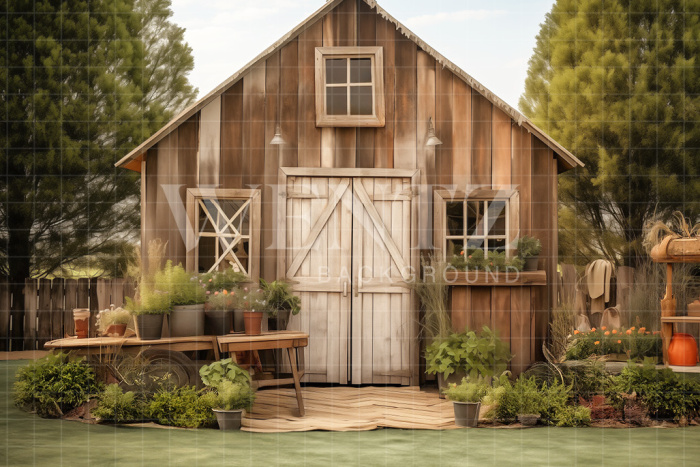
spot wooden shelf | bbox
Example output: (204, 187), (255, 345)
(445, 270), (546, 286)
(660, 316), (700, 323)
(666, 364), (700, 374)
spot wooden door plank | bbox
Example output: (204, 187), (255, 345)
(249, 64), (267, 189)
(355, 0), (376, 169)
(512, 126), (532, 235)
(451, 287), (470, 332)
(63, 279), (78, 337)
(452, 79), (471, 189)
(221, 81), (244, 189)
(372, 179), (391, 384)
(199, 96), (221, 187)
(416, 50), (435, 250)
(470, 287), (491, 332)
(393, 33), (416, 169)
(37, 279), (52, 347)
(510, 287), (530, 377)
(492, 107), (511, 189)
(435, 64), (453, 188)
(178, 115), (199, 266)
(263, 51), (281, 282)
(471, 90), (492, 187)
(334, 0), (357, 168)
(320, 9), (337, 168)
(280, 39), (300, 168)
(374, 16), (395, 168)
(339, 182), (353, 383)
(492, 287), (511, 356)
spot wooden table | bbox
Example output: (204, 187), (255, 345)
(217, 331), (308, 416)
(44, 335), (221, 360)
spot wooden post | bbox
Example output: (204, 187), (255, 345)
(661, 263), (676, 365)
(0, 281), (10, 351)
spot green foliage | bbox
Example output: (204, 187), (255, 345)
(521, 0), (700, 267)
(200, 268), (248, 293)
(411, 256), (452, 342)
(555, 405), (592, 427)
(610, 362), (700, 420)
(199, 358), (252, 388)
(424, 326), (511, 380)
(561, 359), (615, 402)
(93, 384), (146, 422)
(450, 249), (523, 272)
(13, 353), (102, 418)
(260, 279), (301, 317)
(96, 306), (132, 333)
(201, 380), (256, 411)
(147, 386), (215, 428)
(206, 289), (236, 311)
(235, 286), (267, 312)
(0, 0), (197, 282)
(443, 377), (490, 403)
(565, 326), (661, 361)
(495, 376), (573, 425)
(516, 236), (542, 258)
(158, 261), (206, 306)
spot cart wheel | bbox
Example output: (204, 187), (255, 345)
(137, 349), (199, 389)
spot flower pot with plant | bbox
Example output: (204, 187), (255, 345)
(425, 325), (511, 399)
(516, 236), (542, 271)
(443, 377), (490, 427)
(96, 305), (131, 337)
(160, 262), (207, 337)
(511, 377), (543, 425)
(236, 287), (267, 335)
(201, 269), (249, 333)
(199, 359), (255, 430)
(205, 289), (236, 335)
(126, 285), (171, 340)
(260, 279), (300, 331)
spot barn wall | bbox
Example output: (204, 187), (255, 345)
(140, 0), (560, 356)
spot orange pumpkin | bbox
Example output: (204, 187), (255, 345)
(668, 333), (699, 366)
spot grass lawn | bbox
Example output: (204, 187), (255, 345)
(2, 360), (700, 466)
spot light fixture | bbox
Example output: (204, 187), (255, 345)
(426, 117), (442, 146)
(270, 123), (285, 145)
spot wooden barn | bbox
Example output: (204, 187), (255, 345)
(116, 0), (583, 385)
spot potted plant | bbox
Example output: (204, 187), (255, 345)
(512, 377), (543, 426)
(159, 261), (207, 337)
(235, 286), (267, 335)
(96, 305), (131, 337)
(425, 326), (511, 398)
(199, 359), (255, 430)
(205, 289), (236, 335)
(443, 377), (490, 427)
(260, 279), (300, 331)
(126, 290), (170, 340)
(201, 269), (249, 333)
(516, 236), (542, 271)
(199, 358), (252, 388)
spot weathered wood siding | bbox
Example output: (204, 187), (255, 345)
(140, 0), (560, 360)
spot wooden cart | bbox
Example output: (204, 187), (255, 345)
(650, 236), (700, 368)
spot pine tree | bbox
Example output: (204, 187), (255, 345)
(520, 0), (700, 267)
(0, 0), (197, 348)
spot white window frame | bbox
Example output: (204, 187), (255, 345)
(185, 188), (261, 278)
(434, 189), (520, 260)
(315, 46), (385, 127)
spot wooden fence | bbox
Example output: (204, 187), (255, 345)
(0, 278), (134, 351)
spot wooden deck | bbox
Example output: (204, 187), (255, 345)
(243, 386), (458, 432)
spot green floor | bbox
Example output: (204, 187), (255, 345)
(2, 360), (700, 466)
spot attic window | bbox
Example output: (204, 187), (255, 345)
(315, 47), (385, 127)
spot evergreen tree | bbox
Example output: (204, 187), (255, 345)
(520, 0), (700, 267)
(0, 0), (196, 348)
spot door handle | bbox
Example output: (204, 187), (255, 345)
(343, 281), (348, 297)
(354, 276), (360, 298)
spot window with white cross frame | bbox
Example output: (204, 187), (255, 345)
(186, 188), (260, 277)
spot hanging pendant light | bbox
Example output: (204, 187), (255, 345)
(270, 123), (285, 145)
(426, 117), (443, 146)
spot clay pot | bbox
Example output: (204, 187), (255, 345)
(668, 333), (699, 366)
(73, 309), (91, 338)
(103, 324), (127, 337)
(243, 311), (263, 335)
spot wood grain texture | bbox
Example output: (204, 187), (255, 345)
(510, 287), (531, 377)
(334, 0), (357, 167)
(355, 0), (376, 169)
(470, 287), (491, 332)
(450, 286), (470, 332)
(263, 52), (281, 282)
(511, 126), (532, 236)
(374, 16), (395, 168)
(221, 81), (244, 189)
(248, 64), (266, 189)
(321, 10), (337, 168)
(451, 78), (471, 189)
(176, 114), (199, 266)
(471, 90), (492, 187)
(198, 96), (221, 187)
(393, 33), (417, 169)
(36, 279), (51, 347)
(0, 281), (10, 350)
(492, 287), (511, 354)
(416, 50), (435, 249)
(144, 148), (159, 264)
(280, 39), (300, 168)
(435, 63), (453, 188)
(50, 278), (64, 341)
(492, 107), (511, 188)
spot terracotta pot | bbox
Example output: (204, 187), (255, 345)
(243, 311), (263, 335)
(668, 333), (699, 366)
(103, 323), (127, 337)
(73, 308), (91, 338)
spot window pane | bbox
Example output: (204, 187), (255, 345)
(446, 239), (464, 258)
(326, 58), (346, 84)
(488, 239), (506, 253)
(466, 238), (484, 252)
(466, 201), (483, 235)
(487, 200), (506, 236)
(198, 237), (216, 273)
(350, 86), (373, 115)
(219, 238), (249, 274)
(446, 202), (464, 236)
(327, 87), (347, 115)
(350, 58), (372, 83)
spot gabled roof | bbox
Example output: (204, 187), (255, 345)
(116, 0), (583, 172)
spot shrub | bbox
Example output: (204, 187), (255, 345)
(199, 358), (252, 388)
(13, 352), (102, 418)
(561, 359), (615, 402)
(200, 268), (248, 293)
(565, 326), (661, 361)
(93, 384), (146, 422)
(555, 405), (592, 427)
(159, 261), (206, 306)
(260, 279), (301, 317)
(516, 235), (542, 258)
(495, 376), (572, 425)
(425, 326), (511, 380)
(442, 377), (490, 403)
(147, 386), (215, 428)
(201, 380), (256, 411)
(610, 362), (700, 420)
(450, 249), (524, 272)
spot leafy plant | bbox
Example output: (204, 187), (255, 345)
(235, 286), (267, 312)
(206, 289), (237, 311)
(93, 384), (147, 422)
(516, 235), (542, 258)
(13, 352), (102, 418)
(201, 380), (256, 411)
(610, 362), (700, 420)
(159, 261), (206, 306)
(424, 326), (511, 380)
(411, 256), (451, 342)
(555, 405), (592, 427)
(561, 359), (615, 402)
(147, 385), (215, 428)
(200, 268), (249, 293)
(450, 248), (523, 272)
(565, 326), (661, 361)
(125, 239), (172, 316)
(96, 306), (132, 334)
(199, 358), (252, 388)
(443, 377), (490, 403)
(260, 279), (301, 317)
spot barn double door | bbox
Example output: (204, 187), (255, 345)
(281, 171), (416, 385)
